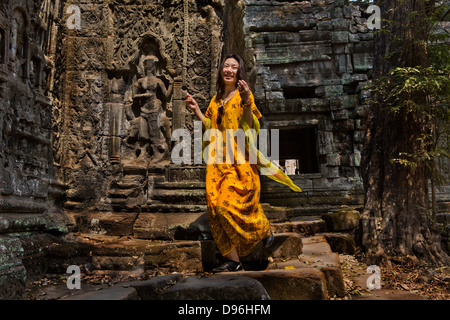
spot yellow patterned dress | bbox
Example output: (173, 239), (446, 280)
(203, 90), (270, 257)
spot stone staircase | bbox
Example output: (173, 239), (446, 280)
(57, 165), (363, 299)
(52, 210), (358, 300)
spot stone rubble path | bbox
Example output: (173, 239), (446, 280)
(26, 233), (427, 300)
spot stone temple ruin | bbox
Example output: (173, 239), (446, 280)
(0, 0), (448, 299)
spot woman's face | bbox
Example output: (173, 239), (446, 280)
(222, 58), (239, 87)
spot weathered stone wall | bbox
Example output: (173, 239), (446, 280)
(58, 0), (224, 215)
(0, 0), (65, 218)
(0, 0), (66, 298)
(241, 0), (372, 210)
(58, 0), (375, 222)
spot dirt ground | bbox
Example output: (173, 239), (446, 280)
(338, 254), (450, 300)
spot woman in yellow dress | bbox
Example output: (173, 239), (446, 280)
(186, 53), (301, 272)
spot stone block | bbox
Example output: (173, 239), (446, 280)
(271, 235), (346, 298)
(353, 130), (365, 143)
(317, 20), (332, 30)
(332, 31), (349, 44)
(237, 268), (328, 300)
(324, 85), (344, 97)
(326, 153), (340, 166)
(240, 232), (303, 271)
(326, 166), (340, 178)
(318, 232), (356, 254)
(271, 220), (326, 236)
(333, 119), (354, 131)
(332, 108), (349, 120)
(321, 209), (361, 231)
(269, 233), (303, 261)
(353, 152), (361, 167)
(331, 18), (349, 30)
(161, 274), (270, 300)
(299, 236), (345, 297)
(144, 241), (203, 273)
(354, 40), (374, 53)
(355, 104), (370, 118)
(353, 52), (373, 71)
(261, 203), (293, 222)
(311, 0), (327, 6)
(125, 274), (185, 300)
(0, 236), (27, 299)
(91, 255), (144, 271)
(330, 6), (344, 19)
(134, 212), (206, 240)
(318, 131), (334, 155)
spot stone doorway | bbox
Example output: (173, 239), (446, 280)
(277, 127), (320, 175)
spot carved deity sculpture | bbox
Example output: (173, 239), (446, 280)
(127, 55), (172, 165)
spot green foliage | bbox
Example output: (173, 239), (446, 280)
(367, 2), (449, 181)
(385, 64), (449, 177)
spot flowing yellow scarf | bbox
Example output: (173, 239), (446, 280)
(203, 116), (302, 192)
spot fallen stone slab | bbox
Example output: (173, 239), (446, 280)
(160, 274), (270, 300)
(124, 273), (185, 300)
(317, 232), (356, 254)
(232, 268), (328, 300)
(63, 285), (139, 300)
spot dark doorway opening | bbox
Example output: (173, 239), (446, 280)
(277, 127), (320, 174)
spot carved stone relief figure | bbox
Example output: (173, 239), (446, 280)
(126, 54), (172, 166)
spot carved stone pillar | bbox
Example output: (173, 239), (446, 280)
(109, 103), (123, 164)
(171, 77), (185, 131)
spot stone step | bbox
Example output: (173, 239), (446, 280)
(108, 188), (140, 199)
(0, 213), (47, 233)
(291, 205), (362, 216)
(154, 181), (206, 190)
(69, 212), (139, 236)
(71, 204), (329, 241)
(133, 212), (208, 240)
(110, 179), (144, 190)
(52, 232), (304, 274)
(269, 235), (346, 298)
(151, 189), (207, 204)
(122, 164), (149, 176)
(142, 203), (207, 213)
(48, 233), (204, 275)
(271, 219), (326, 236)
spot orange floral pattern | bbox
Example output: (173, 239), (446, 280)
(204, 91), (270, 257)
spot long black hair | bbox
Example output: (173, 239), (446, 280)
(215, 53), (248, 101)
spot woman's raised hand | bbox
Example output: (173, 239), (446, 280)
(186, 93), (205, 124)
(237, 80), (250, 104)
(185, 93), (199, 111)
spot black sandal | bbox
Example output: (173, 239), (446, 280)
(263, 232), (274, 248)
(212, 260), (243, 272)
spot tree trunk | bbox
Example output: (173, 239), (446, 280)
(360, 0), (449, 265)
